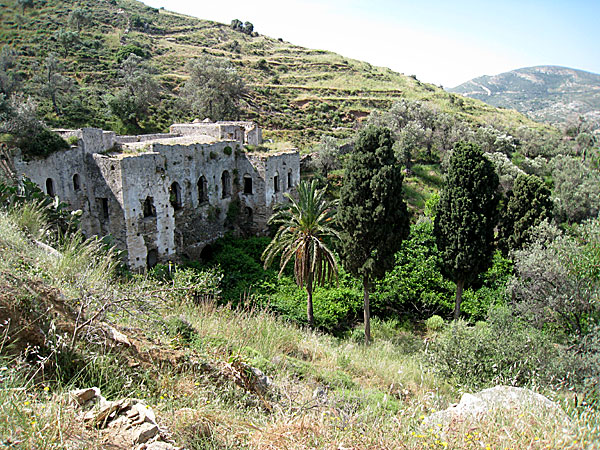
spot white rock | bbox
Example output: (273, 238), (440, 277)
(423, 385), (570, 429)
(133, 422), (159, 444)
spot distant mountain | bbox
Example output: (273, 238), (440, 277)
(449, 66), (600, 129)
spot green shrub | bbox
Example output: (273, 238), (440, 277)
(66, 135), (79, 146)
(425, 315), (444, 331)
(426, 307), (578, 390)
(374, 220), (454, 319)
(116, 44), (147, 62)
(223, 146), (232, 155)
(263, 277), (362, 334)
(16, 128), (69, 158)
(165, 316), (198, 344)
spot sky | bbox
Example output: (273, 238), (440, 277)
(141, 0), (600, 88)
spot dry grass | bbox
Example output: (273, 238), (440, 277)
(0, 208), (598, 449)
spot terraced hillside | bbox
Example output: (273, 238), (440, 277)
(0, 0), (553, 148)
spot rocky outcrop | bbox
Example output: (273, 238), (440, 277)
(69, 387), (180, 450)
(423, 385), (570, 430)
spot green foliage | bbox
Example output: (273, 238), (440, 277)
(108, 53), (160, 132)
(17, 0), (34, 14)
(262, 276), (362, 334)
(15, 127), (69, 158)
(53, 29), (79, 57)
(510, 218), (600, 338)
(578, 323), (600, 406)
(434, 141), (500, 318)
(0, 45), (18, 96)
(68, 8), (91, 33)
(197, 234), (274, 303)
(179, 56), (246, 121)
(424, 192), (439, 219)
(1, 93), (69, 158)
(223, 145), (232, 155)
(164, 316), (198, 344)
(116, 44), (147, 63)
(230, 19), (254, 35)
(35, 53), (73, 115)
(312, 135), (341, 178)
(263, 180), (340, 327)
(225, 197), (240, 226)
(374, 220), (454, 319)
(460, 251), (512, 320)
(426, 307), (578, 390)
(425, 315), (444, 331)
(338, 126), (410, 282)
(498, 173), (553, 254)
(338, 126), (410, 342)
(551, 155), (600, 224)
(0, 177), (79, 237)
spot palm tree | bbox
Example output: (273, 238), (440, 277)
(262, 180), (339, 327)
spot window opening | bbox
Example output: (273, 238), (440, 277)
(243, 176), (253, 194)
(197, 176), (208, 203)
(99, 198), (109, 219)
(147, 249), (158, 269)
(73, 174), (81, 191)
(170, 182), (182, 210)
(46, 178), (55, 197)
(143, 196), (156, 217)
(221, 171), (231, 198)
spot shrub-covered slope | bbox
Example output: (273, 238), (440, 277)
(0, 0), (554, 147)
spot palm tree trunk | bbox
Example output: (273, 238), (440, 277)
(306, 271), (314, 328)
(363, 276), (371, 345)
(454, 278), (464, 320)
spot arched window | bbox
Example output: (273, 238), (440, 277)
(243, 175), (253, 194)
(273, 173), (280, 193)
(170, 182), (182, 210)
(46, 178), (55, 197)
(72, 174), (81, 191)
(221, 171), (231, 198)
(146, 249), (158, 269)
(197, 176), (208, 204)
(287, 170), (293, 190)
(143, 196), (156, 217)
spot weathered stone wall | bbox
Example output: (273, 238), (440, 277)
(116, 133), (174, 144)
(12, 124), (299, 271)
(170, 121), (262, 145)
(89, 155), (127, 250)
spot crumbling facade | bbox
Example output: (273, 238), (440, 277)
(12, 121), (299, 270)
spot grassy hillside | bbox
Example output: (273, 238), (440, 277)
(1, 201), (599, 449)
(0, 0), (555, 148)
(449, 66), (600, 130)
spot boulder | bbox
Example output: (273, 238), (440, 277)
(423, 385), (570, 430)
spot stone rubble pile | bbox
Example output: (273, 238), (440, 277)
(69, 387), (180, 450)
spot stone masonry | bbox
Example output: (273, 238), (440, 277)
(12, 121), (299, 270)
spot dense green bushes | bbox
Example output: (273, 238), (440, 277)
(426, 307), (578, 390)
(197, 228), (515, 334)
(374, 220), (454, 319)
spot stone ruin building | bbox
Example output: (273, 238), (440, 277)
(12, 121), (300, 270)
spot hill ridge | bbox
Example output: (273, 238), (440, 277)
(0, 0), (553, 147)
(449, 65), (600, 129)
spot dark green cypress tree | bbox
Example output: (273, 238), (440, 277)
(498, 173), (553, 254)
(434, 141), (499, 319)
(338, 126), (410, 344)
